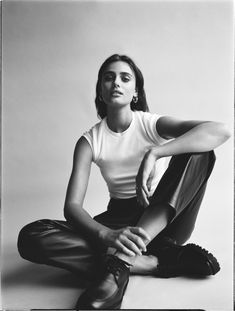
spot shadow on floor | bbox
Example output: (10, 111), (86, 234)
(2, 245), (88, 290)
(2, 260), (87, 289)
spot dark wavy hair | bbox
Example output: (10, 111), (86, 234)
(95, 54), (149, 119)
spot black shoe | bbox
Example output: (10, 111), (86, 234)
(153, 239), (220, 278)
(76, 254), (130, 310)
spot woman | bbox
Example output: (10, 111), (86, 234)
(18, 54), (230, 310)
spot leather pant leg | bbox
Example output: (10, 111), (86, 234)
(17, 219), (106, 280)
(147, 151), (216, 250)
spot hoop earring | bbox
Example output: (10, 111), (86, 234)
(132, 95), (138, 104)
(98, 95), (103, 102)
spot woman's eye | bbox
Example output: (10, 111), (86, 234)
(104, 75), (113, 81)
(122, 76), (130, 82)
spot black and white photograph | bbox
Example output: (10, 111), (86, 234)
(1, 0), (233, 310)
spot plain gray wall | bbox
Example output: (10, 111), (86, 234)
(2, 0), (233, 258)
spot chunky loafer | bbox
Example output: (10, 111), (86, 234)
(76, 254), (130, 310)
(154, 241), (220, 278)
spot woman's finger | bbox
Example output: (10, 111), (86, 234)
(147, 176), (153, 192)
(136, 186), (147, 207)
(115, 240), (136, 257)
(125, 232), (147, 252)
(136, 184), (148, 207)
(120, 235), (142, 255)
(130, 226), (151, 242)
(147, 166), (155, 191)
(141, 182), (149, 198)
(140, 187), (149, 207)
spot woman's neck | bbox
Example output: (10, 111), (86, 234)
(106, 107), (133, 133)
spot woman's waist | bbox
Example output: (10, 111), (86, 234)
(107, 196), (142, 213)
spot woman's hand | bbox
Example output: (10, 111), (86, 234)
(136, 149), (159, 208)
(99, 226), (151, 257)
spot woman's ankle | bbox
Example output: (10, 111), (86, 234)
(106, 249), (159, 275)
(130, 255), (159, 275)
(113, 250), (137, 266)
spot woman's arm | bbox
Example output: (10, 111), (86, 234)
(64, 137), (150, 256)
(156, 116), (231, 153)
(64, 136), (106, 239)
(136, 116), (231, 207)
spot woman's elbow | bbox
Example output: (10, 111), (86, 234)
(63, 201), (82, 222)
(63, 201), (74, 222)
(219, 123), (231, 142)
(63, 204), (70, 221)
(213, 122), (231, 145)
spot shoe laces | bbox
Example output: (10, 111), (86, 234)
(105, 255), (130, 285)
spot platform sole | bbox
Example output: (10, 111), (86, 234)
(156, 243), (220, 278)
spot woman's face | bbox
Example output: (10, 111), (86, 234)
(100, 61), (137, 109)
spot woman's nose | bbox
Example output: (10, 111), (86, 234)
(113, 77), (120, 87)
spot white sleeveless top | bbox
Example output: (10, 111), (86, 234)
(83, 111), (169, 199)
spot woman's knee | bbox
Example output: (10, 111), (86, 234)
(170, 150), (216, 176)
(191, 150), (216, 163)
(189, 150), (216, 179)
(17, 219), (51, 263)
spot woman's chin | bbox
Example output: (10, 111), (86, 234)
(107, 99), (131, 107)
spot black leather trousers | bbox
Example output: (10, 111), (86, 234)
(17, 151), (216, 280)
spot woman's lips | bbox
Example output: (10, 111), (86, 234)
(111, 90), (123, 96)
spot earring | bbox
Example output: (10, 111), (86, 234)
(132, 95), (138, 103)
(98, 95), (103, 102)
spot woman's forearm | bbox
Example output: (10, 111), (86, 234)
(152, 121), (230, 158)
(64, 203), (109, 241)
